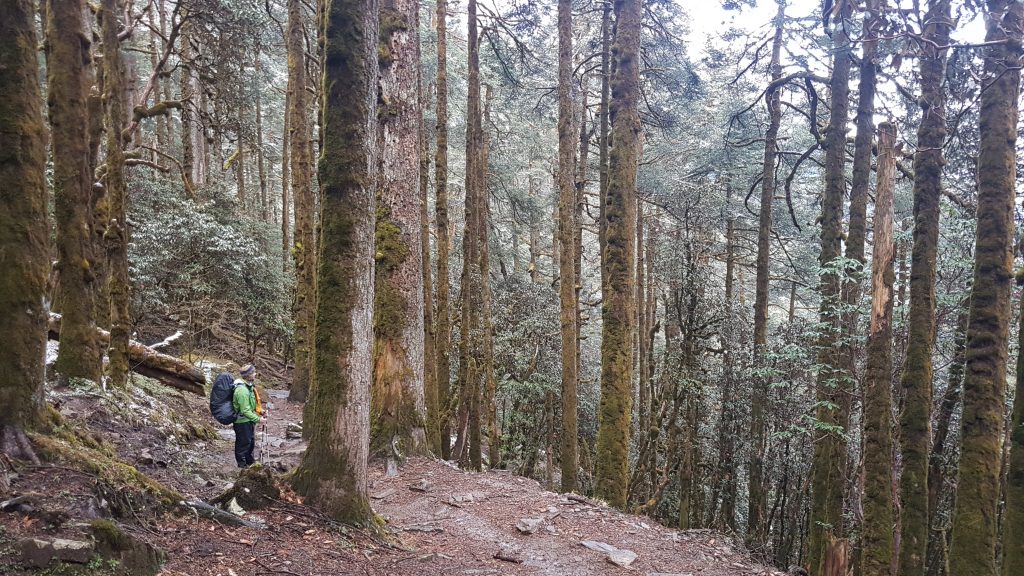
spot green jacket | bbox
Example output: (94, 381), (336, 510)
(232, 380), (260, 424)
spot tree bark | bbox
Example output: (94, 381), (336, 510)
(434, 0), (453, 460)
(281, 87), (291, 273)
(1004, 263), (1024, 575)
(372, 0), (426, 458)
(808, 4), (853, 571)
(557, 0), (579, 493)
(0, 0), (49, 458)
(897, 0), (951, 571)
(421, 76), (440, 458)
(101, 0), (131, 389)
(749, 0), (784, 547)
(291, 0), (378, 525)
(949, 1), (1022, 573)
(288, 0), (315, 403)
(861, 122), (897, 576)
(594, 0), (641, 509)
(47, 0), (103, 383)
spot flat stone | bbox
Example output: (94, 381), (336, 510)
(409, 478), (433, 492)
(516, 518), (543, 534)
(19, 537), (94, 567)
(580, 540), (617, 554)
(216, 429), (235, 441)
(607, 549), (638, 568)
(265, 389), (289, 399)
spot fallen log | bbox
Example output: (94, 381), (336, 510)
(48, 313), (205, 396)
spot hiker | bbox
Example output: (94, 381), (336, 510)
(232, 364), (264, 468)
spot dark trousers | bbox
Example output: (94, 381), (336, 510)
(233, 422), (256, 468)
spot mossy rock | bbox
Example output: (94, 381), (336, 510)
(89, 520), (166, 576)
(210, 465), (280, 510)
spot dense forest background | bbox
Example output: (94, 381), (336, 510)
(3, 0), (1024, 574)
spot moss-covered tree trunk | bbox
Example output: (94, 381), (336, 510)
(597, 0), (610, 293)
(0, 0), (49, 461)
(480, 86), (497, 469)
(291, 0), (378, 526)
(288, 0), (315, 404)
(749, 0), (784, 547)
(255, 84), (269, 221)
(281, 87), (291, 272)
(372, 0), (426, 460)
(47, 0), (103, 383)
(434, 0), (452, 460)
(861, 122), (896, 576)
(808, 5), (852, 572)
(898, 0), (951, 571)
(452, 0), (484, 471)
(594, 0), (641, 509)
(179, 25), (196, 193)
(714, 181), (737, 531)
(1004, 258), (1024, 575)
(949, 1), (1022, 572)
(420, 65), (440, 457)
(556, 0), (578, 493)
(101, 0), (130, 389)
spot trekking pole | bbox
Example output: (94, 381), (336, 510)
(260, 417), (268, 465)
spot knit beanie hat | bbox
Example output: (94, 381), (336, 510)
(240, 364), (256, 378)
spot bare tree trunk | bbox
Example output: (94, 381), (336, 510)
(255, 81), (269, 222)
(715, 181), (738, 531)
(597, 0), (610, 293)
(434, 0), (453, 459)
(594, 0), (642, 509)
(481, 86), (498, 468)
(0, 0), (49, 461)
(749, 0), (784, 548)
(898, 0), (951, 571)
(288, 0), (315, 403)
(101, 0), (131, 388)
(47, 0), (103, 383)
(291, 0), (378, 525)
(949, 1), (1022, 573)
(861, 122), (897, 576)
(556, 0), (579, 492)
(372, 0), (426, 458)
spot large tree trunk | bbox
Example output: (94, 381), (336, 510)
(1004, 259), (1024, 574)
(808, 4), (853, 572)
(434, 0), (453, 460)
(714, 181), (738, 532)
(255, 83), (269, 221)
(556, 0), (579, 493)
(281, 87), (291, 272)
(372, 0), (426, 459)
(291, 0), (378, 525)
(898, 0), (951, 572)
(860, 122), (897, 576)
(101, 0), (131, 389)
(594, 0), (642, 509)
(749, 0), (784, 547)
(288, 0), (315, 403)
(47, 0), (103, 383)
(0, 0), (49, 460)
(597, 0), (610, 293)
(949, 1), (1022, 573)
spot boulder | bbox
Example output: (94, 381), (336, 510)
(18, 537), (93, 567)
(516, 518), (544, 534)
(607, 549), (638, 568)
(91, 519), (168, 576)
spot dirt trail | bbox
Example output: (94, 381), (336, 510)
(0, 380), (785, 576)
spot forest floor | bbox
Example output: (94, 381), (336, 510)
(0, 374), (787, 576)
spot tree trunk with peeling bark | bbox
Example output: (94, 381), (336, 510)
(861, 122), (897, 576)
(372, 0), (426, 459)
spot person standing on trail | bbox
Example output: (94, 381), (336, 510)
(232, 364), (263, 468)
